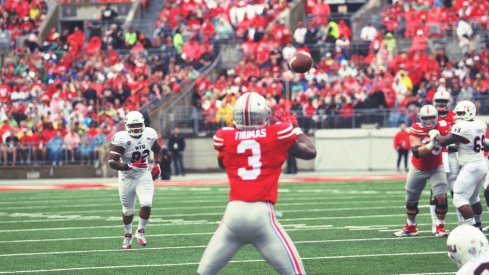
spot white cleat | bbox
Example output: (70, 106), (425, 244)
(393, 224), (418, 237)
(121, 233), (132, 250)
(482, 225), (489, 232)
(135, 229), (147, 246)
(434, 224), (449, 238)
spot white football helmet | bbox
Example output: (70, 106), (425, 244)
(454, 100), (476, 121)
(418, 104), (438, 129)
(233, 92), (271, 130)
(447, 224), (489, 268)
(433, 87), (450, 116)
(125, 111), (145, 138)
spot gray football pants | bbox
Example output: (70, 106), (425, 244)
(197, 201), (306, 275)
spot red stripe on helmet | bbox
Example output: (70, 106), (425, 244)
(244, 93), (251, 126)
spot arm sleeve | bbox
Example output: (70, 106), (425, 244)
(213, 130), (224, 151)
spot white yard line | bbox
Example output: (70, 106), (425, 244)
(0, 198), (404, 211)
(0, 212), (437, 233)
(0, 229), (442, 244)
(0, 192), (406, 207)
(0, 238), (440, 257)
(0, 203), (413, 218)
(0, 251), (446, 274)
(396, 273), (454, 275)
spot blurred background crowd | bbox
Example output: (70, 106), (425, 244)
(0, 0), (488, 166)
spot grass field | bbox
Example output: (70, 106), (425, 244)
(0, 180), (462, 275)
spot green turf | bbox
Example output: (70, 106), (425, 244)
(0, 180), (461, 274)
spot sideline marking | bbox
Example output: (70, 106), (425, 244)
(0, 175), (406, 191)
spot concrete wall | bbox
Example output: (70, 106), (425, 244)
(0, 165), (100, 179)
(314, 128), (399, 171)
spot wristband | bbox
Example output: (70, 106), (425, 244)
(425, 141), (434, 150)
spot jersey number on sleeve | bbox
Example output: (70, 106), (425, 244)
(473, 135), (486, 153)
(131, 149), (150, 163)
(237, 140), (262, 180)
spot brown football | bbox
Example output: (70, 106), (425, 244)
(288, 51), (313, 73)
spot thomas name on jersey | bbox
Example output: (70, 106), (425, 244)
(235, 129), (267, 140)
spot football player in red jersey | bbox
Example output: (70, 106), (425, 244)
(196, 92), (316, 275)
(394, 105), (450, 237)
(429, 88), (462, 233)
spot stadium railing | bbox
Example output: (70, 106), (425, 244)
(161, 96), (489, 136)
(0, 141), (105, 167)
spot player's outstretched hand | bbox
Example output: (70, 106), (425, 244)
(130, 159), (148, 169)
(428, 129), (440, 141)
(151, 163), (161, 180)
(274, 109), (299, 128)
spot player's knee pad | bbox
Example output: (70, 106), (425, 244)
(435, 196), (448, 215)
(406, 202), (419, 215)
(122, 206), (134, 216)
(453, 194), (470, 209)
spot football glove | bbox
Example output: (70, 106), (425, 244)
(428, 129), (440, 140)
(129, 159), (148, 170)
(274, 109), (299, 128)
(151, 163), (161, 180)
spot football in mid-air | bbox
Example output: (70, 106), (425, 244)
(288, 51), (313, 73)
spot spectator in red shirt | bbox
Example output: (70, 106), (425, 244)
(409, 30), (428, 54)
(393, 122), (410, 172)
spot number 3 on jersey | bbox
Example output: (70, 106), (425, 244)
(237, 140), (262, 180)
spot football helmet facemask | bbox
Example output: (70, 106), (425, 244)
(433, 87), (450, 116)
(419, 104), (438, 129)
(454, 100), (476, 122)
(447, 224), (489, 268)
(233, 92), (271, 130)
(125, 111), (145, 138)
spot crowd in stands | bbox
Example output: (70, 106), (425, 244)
(190, 0), (489, 134)
(0, 0), (303, 165)
(1, 0), (49, 45)
(1, 0), (489, 165)
(0, 0), (231, 166)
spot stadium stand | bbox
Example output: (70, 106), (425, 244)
(0, 0), (488, 170)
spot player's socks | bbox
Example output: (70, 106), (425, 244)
(464, 218), (475, 226)
(407, 218), (416, 226)
(138, 218), (148, 231)
(429, 205), (437, 233)
(475, 214), (482, 224)
(456, 209), (465, 225)
(124, 223), (132, 234)
(474, 215), (482, 230)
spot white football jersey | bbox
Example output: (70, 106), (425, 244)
(451, 119), (487, 166)
(457, 250), (489, 275)
(112, 127), (158, 179)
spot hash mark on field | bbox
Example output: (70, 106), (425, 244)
(0, 251), (444, 273)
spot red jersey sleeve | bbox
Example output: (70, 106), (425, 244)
(409, 123), (426, 137)
(273, 122), (301, 147)
(213, 127), (232, 161)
